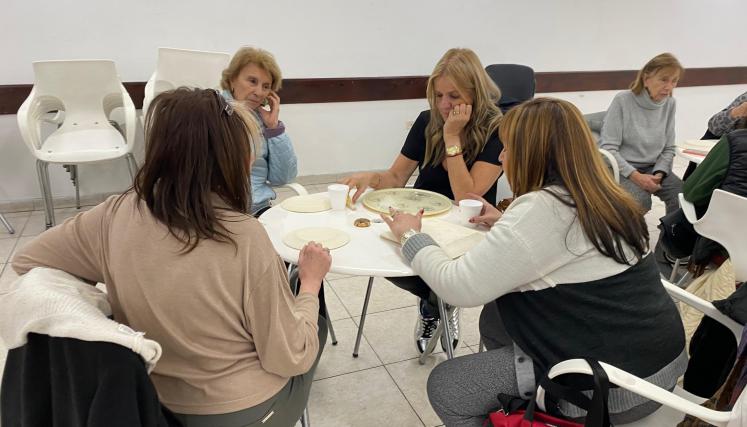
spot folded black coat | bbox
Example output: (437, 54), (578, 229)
(1, 333), (180, 427)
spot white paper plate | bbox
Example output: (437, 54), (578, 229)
(280, 194), (331, 213)
(282, 227), (350, 250)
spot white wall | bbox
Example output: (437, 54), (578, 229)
(1, 0), (746, 204)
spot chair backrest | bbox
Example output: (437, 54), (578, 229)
(154, 47), (230, 93)
(143, 47), (231, 115)
(584, 111), (607, 143)
(32, 60), (124, 122)
(484, 64), (536, 104)
(692, 189), (747, 282)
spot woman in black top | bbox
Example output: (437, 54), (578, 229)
(342, 47), (504, 353)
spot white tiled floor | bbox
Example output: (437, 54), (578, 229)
(0, 157), (688, 426)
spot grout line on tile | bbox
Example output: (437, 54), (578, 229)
(383, 361), (429, 427)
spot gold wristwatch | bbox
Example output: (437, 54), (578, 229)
(400, 229), (419, 246)
(445, 145), (463, 157)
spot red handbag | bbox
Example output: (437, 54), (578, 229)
(486, 359), (611, 427)
(488, 408), (583, 427)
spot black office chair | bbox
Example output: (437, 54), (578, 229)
(484, 64), (536, 112)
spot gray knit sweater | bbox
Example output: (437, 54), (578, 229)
(600, 90), (677, 177)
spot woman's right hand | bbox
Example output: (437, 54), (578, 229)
(297, 241), (331, 295)
(340, 172), (379, 203)
(466, 193), (503, 228)
(630, 171), (662, 193)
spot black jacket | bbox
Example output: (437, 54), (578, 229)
(1, 333), (180, 427)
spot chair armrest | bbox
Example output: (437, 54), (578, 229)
(284, 182), (308, 196)
(120, 85), (137, 151)
(142, 72), (156, 118)
(598, 148), (620, 183)
(537, 359), (731, 426)
(17, 91), (63, 152)
(41, 110), (65, 125)
(662, 279), (742, 344)
(679, 193), (699, 224)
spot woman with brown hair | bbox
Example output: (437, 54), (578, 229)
(600, 52), (684, 214)
(342, 47), (504, 353)
(383, 98), (686, 426)
(12, 88), (329, 427)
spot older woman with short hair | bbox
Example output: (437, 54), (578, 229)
(601, 52), (684, 214)
(221, 46), (297, 216)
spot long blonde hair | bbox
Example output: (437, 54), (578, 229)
(499, 98), (648, 264)
(424, 48), (503, 166)
(630, 52), (683, 95)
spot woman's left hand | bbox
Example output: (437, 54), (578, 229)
(443, 103), (472, 138)
(381, 207), (424, 241)
(258, 91), (281, 129)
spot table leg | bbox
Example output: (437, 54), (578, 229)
(438, 297), (455, 360)
(352, 276), (374, 358)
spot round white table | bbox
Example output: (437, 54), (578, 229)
(259, 193), (468, 360)
(675, 139), (719, 165)
(259, 202), (414, 277)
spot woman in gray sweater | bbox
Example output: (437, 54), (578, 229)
(600, 53), (684, 214)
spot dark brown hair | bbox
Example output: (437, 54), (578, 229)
(131, 87), (259, 252)
(499, 97), (649, 264)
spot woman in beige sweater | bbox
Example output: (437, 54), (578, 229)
(12, 88), (330, 427)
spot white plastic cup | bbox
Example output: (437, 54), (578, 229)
(458, 199), (483, 225)
(328, 184), (350, 211)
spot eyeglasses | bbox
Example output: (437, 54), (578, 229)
(213, 89), (234, 116)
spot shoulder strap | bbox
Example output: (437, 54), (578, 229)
(529, 359), (611, 427)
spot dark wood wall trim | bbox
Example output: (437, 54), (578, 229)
(2, 67), (745, 114)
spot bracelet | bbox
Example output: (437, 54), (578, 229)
(372, 173), (382, 188)
(400, 229), (419, 246)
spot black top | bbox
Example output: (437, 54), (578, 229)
(1, 333), (179, 427)
(496, 255), (685, 389)
(400, 110), (503, 205)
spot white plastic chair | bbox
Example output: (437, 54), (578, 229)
(536, 279), (743, 426)
(679, 190), (747, 283)
(142, 47), (231, 116)
(17, 60), (138, 228)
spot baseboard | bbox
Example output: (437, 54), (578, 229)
(0, 171), (396, 213)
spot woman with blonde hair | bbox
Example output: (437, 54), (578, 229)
(342, 47), (504, 353)
(600, 52), (684, 214)
(13, 88), (329, 427)
(383, 98), (686, 426)
(221, 46), (297, 216)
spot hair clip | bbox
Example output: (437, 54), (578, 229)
(213, 89), (234, 116)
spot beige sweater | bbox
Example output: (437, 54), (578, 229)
(12, 193), (320, 415)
